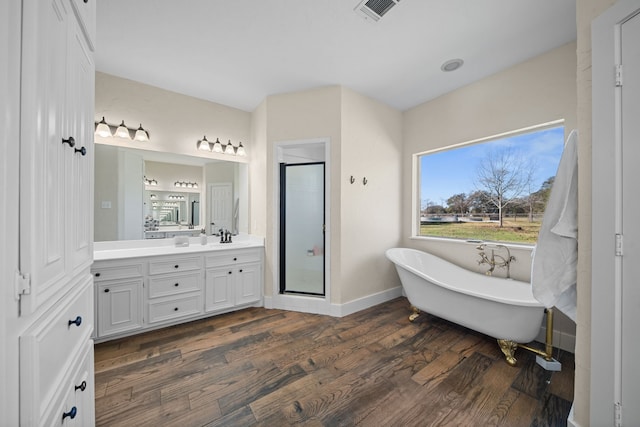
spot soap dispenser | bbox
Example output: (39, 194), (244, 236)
(200, 229), (207, 245)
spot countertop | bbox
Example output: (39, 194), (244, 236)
(94, 234), (264, 261)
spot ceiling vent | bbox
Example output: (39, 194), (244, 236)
(354, 0), (401, 22)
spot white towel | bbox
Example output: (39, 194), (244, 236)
(531, 129), (578, 321)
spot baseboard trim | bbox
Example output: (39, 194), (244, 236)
(264, 286), (403, 318)
(337, 287), (403, 317)
(567, 404), (580, 427)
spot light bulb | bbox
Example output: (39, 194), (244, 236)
(115, 120), (130, 139)
(212, 138), (223, 153)
(134, 124), (149, 141)
(224, 140), (235, 155)
(95, 117), (112, 138)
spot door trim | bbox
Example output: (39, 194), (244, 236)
(271, 138), (332, 315)
(591, 2), (640, 425)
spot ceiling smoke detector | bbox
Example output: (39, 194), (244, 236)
(354, 0), (402, 22)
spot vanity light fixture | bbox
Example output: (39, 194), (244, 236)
(95, 117), (112, 137)
(144, 176), (158, 186)
(94, 117), (151, 141)
(174, 181), (198, 189)
(196, 136), (213, 151)
(197, 136), (246, 157)
(224, 139), (235, 155)
(212, 138), (223, 153)
(115, 120), (130, 139)
(134, 124), (149, 142)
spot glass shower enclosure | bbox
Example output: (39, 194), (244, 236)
(279, 162), (325, 296)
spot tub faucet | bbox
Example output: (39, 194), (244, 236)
(476, 244), (516, 278)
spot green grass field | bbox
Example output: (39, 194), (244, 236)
(420, 219), (541, 244)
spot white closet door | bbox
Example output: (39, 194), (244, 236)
(19, 0), (70, 315)
(67, 11), (95, 274)
(621, 9), (640, 423)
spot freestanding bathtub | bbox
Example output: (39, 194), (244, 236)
(386, 247), (546, 364)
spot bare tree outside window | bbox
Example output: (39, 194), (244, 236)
(474, 147), (535, 227)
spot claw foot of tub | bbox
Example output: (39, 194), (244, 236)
(497, 339), (518, 366)
(409, 307), (420, 322)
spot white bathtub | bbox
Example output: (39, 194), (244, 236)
(386, 247), (544, 344)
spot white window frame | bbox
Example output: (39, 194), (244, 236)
(412, 119), (565, 245)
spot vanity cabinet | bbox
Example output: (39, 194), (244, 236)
(96, 279), (144, 338)
(93, 260), (144, 338)
(147, 255), (203, 326)
(19, 276), (95, 426)
(57, 341), (95, 427)
(205, 249), (262, 312)
(92, 246), (263, 342)
(13, 0), (96, 425)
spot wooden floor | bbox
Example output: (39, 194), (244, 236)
(94, 297), (574, 427)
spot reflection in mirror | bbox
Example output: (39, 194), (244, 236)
(94, 144), (248, 242)
(145, 190), (200, 225)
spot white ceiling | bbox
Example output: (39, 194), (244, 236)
(96, 0), (576, 113)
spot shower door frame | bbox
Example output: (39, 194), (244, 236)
(279, 161), (325, 296)
(271, 138), (332, 314)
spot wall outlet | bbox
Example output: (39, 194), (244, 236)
(101, 201), (112, 209)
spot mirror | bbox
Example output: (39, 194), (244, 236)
(94, 144), (248, 242)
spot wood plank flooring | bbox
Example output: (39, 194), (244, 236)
(94, 297), (574, 427)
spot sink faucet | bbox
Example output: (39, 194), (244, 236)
(219, 229), (233, 244)
(476, 243), (516, 278)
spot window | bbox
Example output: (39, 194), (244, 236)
(417, 124), (565, 244)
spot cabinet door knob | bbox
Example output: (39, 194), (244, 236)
(94, 272), (101, 277)
(75, 380), (87, 392)
(174, 283), (179, 287)
(233, 257), (237, 261)
(62, 136), (75, 147)
(68, 316), (82, 327)
(74, 146), (87, 156)
(84, 0), (88, 3)
(104, 288), (110, 293)
(174, 265), (179, 269)
(174, 307), (179, 311)
(239, 269), (243, 273)
(62, 406), (77, 420)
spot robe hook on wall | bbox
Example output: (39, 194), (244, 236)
(350, 175), (355, 184)
(363, 177), (368, 185)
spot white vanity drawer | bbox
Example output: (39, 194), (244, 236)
(148, 294), (202, 324)
(92, 260), (144, 282)
(149, 255), (202, 275)
(165, 230), (200, 238)
(205, 248), (262, 268)
(47, 340), (95, 427)
(20, 276), (93, 425)
(148, 271), (202, 298)
(144, 231), (166, 239)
